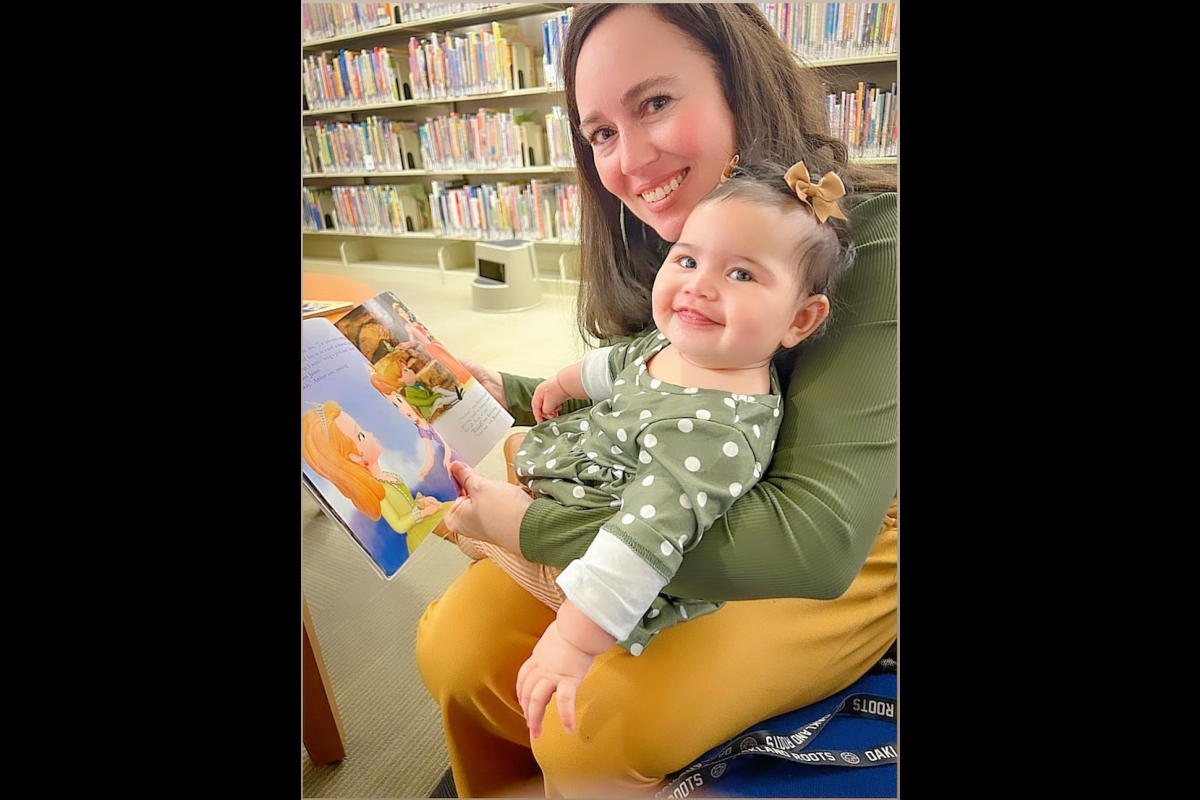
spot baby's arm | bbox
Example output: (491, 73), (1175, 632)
(516, 599), (615, 738)
(531, 346), (615, 423)
(531, 362), (585, 422)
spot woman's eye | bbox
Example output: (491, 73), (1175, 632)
(357, 432), (366, 441)
(731, 269), (752, 282)
(586, 128), (614, 146)
(644, 95), (671, 114)
(679, 256), (697, 269)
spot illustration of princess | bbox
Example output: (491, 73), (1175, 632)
(301, 400), (452, 556)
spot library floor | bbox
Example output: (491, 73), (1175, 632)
(301, 274), (586, 798)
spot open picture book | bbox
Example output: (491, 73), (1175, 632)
(301, 290), (514, 578)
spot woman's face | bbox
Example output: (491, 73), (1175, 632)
(575, 5), (737, 243)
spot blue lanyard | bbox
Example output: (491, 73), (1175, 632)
(655, 692), (897, 798)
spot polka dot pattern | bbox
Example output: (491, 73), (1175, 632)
(517, 327), (783, 647)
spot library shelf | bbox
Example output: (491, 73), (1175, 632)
(301, 3), (898, 290)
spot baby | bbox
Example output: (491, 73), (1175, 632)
(453, 158), (852, 736)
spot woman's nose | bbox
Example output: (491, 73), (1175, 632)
(619, 126), (659, 175)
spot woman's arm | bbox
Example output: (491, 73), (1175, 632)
(520, 192), (898, 602)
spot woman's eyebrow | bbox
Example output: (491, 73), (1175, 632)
(580, 75), (677, 130)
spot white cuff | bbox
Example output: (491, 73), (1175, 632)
(580, 347), (615, 401)
(556, 529), (668, 640)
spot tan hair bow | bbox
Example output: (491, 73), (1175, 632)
(784, 161), (848, 223)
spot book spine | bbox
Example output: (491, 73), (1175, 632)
(492, 22), (507, 91)
(337, 50), (352, 104)
(361, 49), (376, 104)
(542, 19), (552, 86)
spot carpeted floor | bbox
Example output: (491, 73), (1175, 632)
(301, 275), (583, 798)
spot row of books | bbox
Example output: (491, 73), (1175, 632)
(826, 81), (898, 159)
(304, 118), (422, 175)
(420, 108), (547, 170)
(541, 7), (573, 89)
(303, 48), (408, 110)
(302, 24), (540, 111)
(302, 76), (894, 175)
(429, 179), (580, 242)
(302, 179), (581, 243)
(301, 5), (898, 112)
(300, 3), (507, 42)
(303, 183), (432, 235)
(397, 3), (504, 23)
(758, 3), (898, 61)
(303, 106), (579, 175)
(544, 106), (573, 168)
(302, 3), (395, 42)
(406, 24), (537, 101)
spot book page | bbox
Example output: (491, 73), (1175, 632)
(302, 298), (356, 318)
(333, 291), (514, 464)
(302, 318), (459, 578)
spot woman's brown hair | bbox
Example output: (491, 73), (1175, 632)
(561, 2), (896, 343)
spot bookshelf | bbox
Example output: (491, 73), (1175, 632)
(300, 3), (898, 292)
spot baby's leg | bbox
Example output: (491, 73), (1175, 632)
(447, 533), (565, 611)
(432, 429), (567, 610)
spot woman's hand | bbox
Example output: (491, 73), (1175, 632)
(457, 356), (506, 407)
(444, 462), (531, 552)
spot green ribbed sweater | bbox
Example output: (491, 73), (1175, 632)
(500, 192), (898, 603)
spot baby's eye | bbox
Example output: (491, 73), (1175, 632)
(679, 256), (697, 269)
(731, 269), (752, 282)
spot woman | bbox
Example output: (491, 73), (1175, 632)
(416, 5), (898, 796)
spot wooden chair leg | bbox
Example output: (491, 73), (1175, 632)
(302, 591), (346, 764)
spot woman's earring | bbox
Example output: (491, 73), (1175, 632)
(619, 202), (629, 251)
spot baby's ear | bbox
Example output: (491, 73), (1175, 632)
(781, 294), (830, 349)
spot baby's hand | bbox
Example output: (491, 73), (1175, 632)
(531, 376), (568, 423)
(515, 621), (596, 737)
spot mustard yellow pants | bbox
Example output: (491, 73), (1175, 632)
(416, 500), (897, 797)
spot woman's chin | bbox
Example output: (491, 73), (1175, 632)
(646, 213), (685, 243)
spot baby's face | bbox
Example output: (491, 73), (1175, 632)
(651, 197), (814, 369)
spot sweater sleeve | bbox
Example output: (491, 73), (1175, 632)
(520, 192), (898, 601)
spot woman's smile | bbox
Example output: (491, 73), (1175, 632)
(638, 168), (690, 205)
